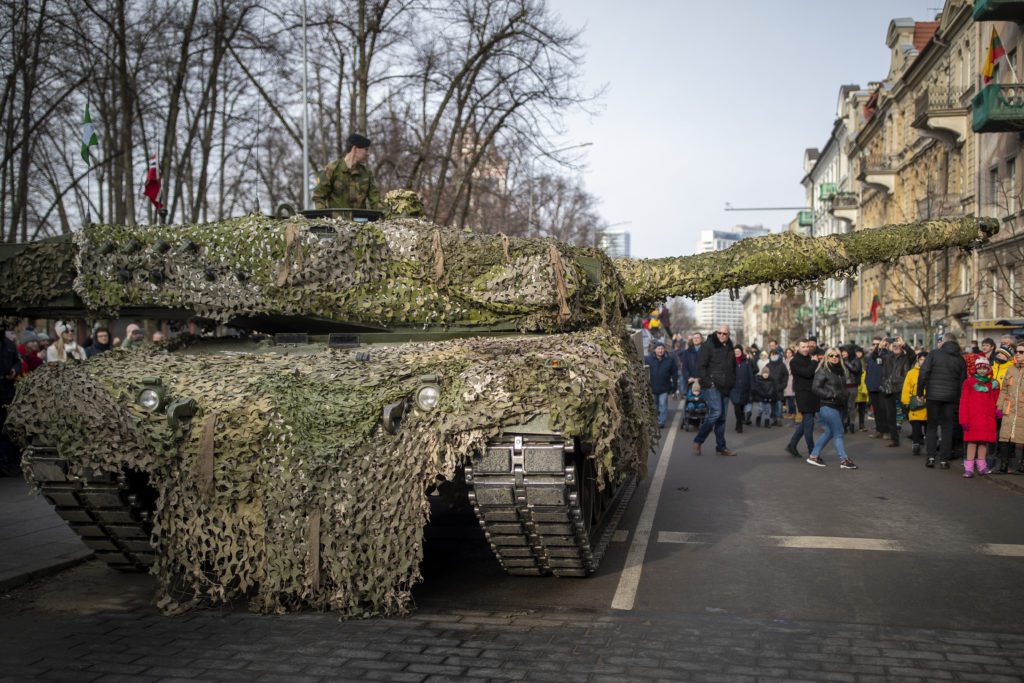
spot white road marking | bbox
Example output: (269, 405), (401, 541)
(657, 531), (712, 544)
(612, 530), (629, 543)
(980, 543), (1024, 557)
(768, 535), (903, 551)
(611, 414), (679, 611)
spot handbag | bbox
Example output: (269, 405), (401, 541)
(908, 395), (926, 411)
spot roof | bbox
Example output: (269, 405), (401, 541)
(913, 21), (939, 51)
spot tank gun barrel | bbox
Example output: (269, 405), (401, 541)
(614, 217), (999, 310)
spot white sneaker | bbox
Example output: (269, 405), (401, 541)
(806, 456), (826, 467)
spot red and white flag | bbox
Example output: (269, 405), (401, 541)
(143, 154), (164, 209)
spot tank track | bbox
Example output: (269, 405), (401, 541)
(466, 435), (634, 577)
(23, 443), (156, 571)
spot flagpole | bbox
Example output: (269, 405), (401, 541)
(301, 0), (310, 211)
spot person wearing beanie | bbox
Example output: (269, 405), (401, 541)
(312, 133), (381, 211)
(46, 321), (86, 362)
(645, 339), (678, 428)
(958, 355), (1000, 478)
(17, 330), (43, 375)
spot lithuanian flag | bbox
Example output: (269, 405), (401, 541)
(869, 294), (881, 324)
(982, 27), (1006, 85)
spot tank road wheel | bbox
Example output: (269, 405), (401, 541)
(23, 440), (158, 572)
(466, 435), (635, 577)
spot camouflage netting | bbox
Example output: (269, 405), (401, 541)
(0, 238), (77, 310)
(5, 327), (654, 615)
(69, 216), (620, 331)
(615, 217), (1000, 310)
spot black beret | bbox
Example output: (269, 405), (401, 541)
(346, 133), (371, 149)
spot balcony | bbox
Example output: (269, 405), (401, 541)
(972, 83), (1024, 133)
(827, 191), (858, 226)
(972, 0), (1024, 21)
(818, 182), (838, 201)
(856, 155), (896, 194)
(797, 210), (814, 228)
(912, 87), (968, 147)
(917, 194), (965, 220)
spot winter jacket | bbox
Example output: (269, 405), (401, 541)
(783, 358), (795, 397)
(85, 340), (112, 358)
(751, 375), (778, 403)
(812, 362), (849, 411)
(881, 349), (914, 395)
(901, 366), (927, 422)
(864, 347), (889, 392)
(729, 358), (755, 405)
(999, 362), (1024, 445)
(645, 352), (678, 395)
(766, 358), (789, 396)
(0, 336), (19, 404)
(682, 344), (702, 386)
(917, 341), (967, 402)
(789, 352), (820, 414)
(696, 334), (736, 393)
(959, 375), (1001, 443)
(842, 353), (862, 387)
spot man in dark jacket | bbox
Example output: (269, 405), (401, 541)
(864, 335), (890, 438)
(693, 325), (738, 456)
(682, 332), (703, 388)
(917, 332), (967, 468)
(879, 337), (914, 447)
(785, 339), (820, 458)
(645, 342), (678, 429)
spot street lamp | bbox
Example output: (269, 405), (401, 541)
(528, 141), (593, 231)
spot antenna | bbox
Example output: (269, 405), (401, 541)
(253, 7), (269, 215)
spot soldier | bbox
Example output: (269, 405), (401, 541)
(312, 133), (382, 210)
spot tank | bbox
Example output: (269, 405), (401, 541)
(0, 195), (999, 616)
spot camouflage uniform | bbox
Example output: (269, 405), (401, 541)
(312, 158), (381, 210)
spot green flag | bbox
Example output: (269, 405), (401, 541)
(81, 104), (98, 163)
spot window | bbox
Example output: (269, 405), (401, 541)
(990, 166), (1001, 212)
(1012, 266), (1018, 313)
(991, 268), (999, 318)
(960, 257), (972, 294)
(1008, 156), (1018, 214)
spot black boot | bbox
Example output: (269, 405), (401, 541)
(755, 416), (761, 427)
(912, 443), (921, 456)
(745, 416), (752, 426)
(926, 457), (935, 468)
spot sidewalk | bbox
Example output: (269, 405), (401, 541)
(0, 475), (92, 592)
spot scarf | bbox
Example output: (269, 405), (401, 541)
(973, 373), (994, 392)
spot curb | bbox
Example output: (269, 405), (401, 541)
(983, 473), (1024, 494)
(0, 552), (94, 593)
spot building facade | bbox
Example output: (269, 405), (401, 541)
(597, 230), (631, 259)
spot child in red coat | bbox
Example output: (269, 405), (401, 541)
(959, 355), (1001, 477)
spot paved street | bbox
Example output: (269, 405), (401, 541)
(3, 402), (1024, 681)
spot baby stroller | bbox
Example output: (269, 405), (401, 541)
(682, 383), (708, 431)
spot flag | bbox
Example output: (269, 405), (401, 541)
(982, 27), (1006, 85)
(869, 293), (881, 324)
(143, 154), (163, 209)
(81, 104), (98, 163)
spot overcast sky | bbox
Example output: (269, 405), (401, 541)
(545, 0), (942, 258)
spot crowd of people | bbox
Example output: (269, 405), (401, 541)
(644, 327), (1024, 476)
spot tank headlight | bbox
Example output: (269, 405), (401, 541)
(415, 385), (440, 412)
(137, 388), (162, 411)
(136, 377), (166, 412)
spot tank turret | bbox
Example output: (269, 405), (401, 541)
(0, 212), (998, 617)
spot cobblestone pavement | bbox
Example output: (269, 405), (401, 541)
(2, 562), (1023, 683)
